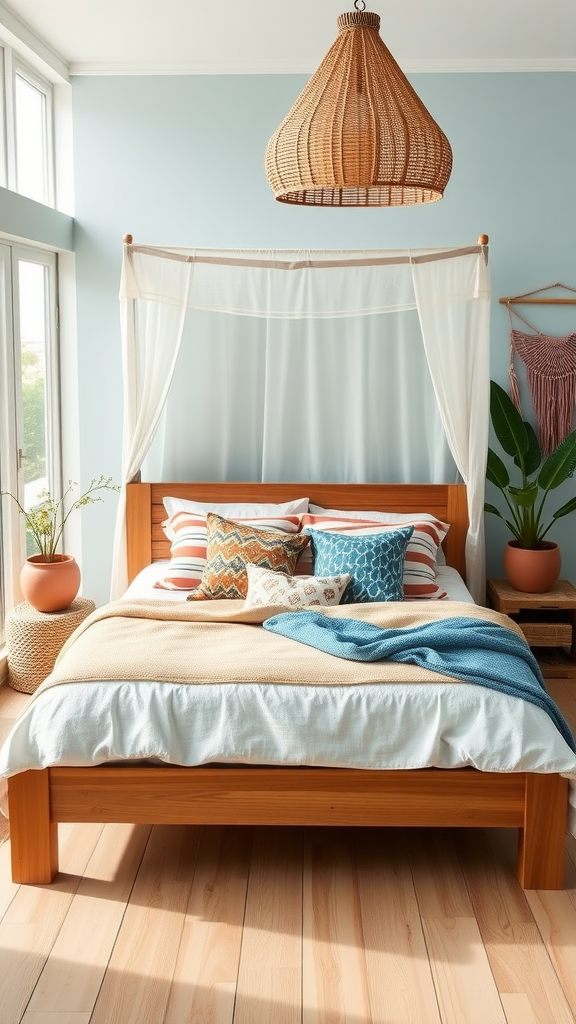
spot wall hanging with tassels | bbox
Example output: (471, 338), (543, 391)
(499, 284), (576, 455)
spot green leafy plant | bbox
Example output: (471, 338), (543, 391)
(485, 380), (576, 548)
(1, 476), (119, 561)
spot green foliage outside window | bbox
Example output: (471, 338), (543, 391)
(21, 347), (46, 485)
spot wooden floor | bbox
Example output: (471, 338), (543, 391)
(1, 679), (576, 1024)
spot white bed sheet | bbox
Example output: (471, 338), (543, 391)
(1, 564), (576, 834)
(123, 561), (477, 603)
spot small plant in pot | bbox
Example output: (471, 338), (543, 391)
(2, 475), (119, 612)
(485, 380), (576, 592)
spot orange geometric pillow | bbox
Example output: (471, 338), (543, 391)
(155, 509), (302, 591)
(187, 513), (310, 601)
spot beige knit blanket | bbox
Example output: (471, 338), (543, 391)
(32, 598), (525, 697)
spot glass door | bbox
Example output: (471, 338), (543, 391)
(0, 243), (59, 629)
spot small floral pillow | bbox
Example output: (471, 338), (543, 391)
(244, 564), (351, 610)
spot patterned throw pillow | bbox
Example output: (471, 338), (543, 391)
(304, 525), (414, 603)
(155, 510), (302, 591)
(300, 513), (449, 599)
(244, 564), (351, 610)
(188, 513), (311, 601)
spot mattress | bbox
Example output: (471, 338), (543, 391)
(1, 563), (576, 833)
(123, 561), (477, 604)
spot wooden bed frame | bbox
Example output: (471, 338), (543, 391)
(8, 481), (568, 888)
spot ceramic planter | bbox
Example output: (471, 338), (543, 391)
(503, 540), (561, 594)
(20, 554), (81, 612)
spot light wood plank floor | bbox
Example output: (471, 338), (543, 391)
(1, 679), (576, 1024)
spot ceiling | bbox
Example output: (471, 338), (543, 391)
(1, 0), (576, 76)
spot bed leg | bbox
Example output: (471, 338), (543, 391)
(517, 773), (568, 889)
(8, 769), (58, 884)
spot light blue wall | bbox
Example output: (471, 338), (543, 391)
(71, 72), (576, 604)
(0, 185), (73, 249)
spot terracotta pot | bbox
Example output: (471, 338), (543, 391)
(20, 554), (81, 613)
(503, 540), (561, 594)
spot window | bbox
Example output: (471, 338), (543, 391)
(14, 68), (52, 204)
(0, 45), (54, 206)
(0, 243), (59, 639)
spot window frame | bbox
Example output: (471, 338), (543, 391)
(0, 242), (60, 625)
(1, 46), (55, 207)
(0, 46), (6, 189)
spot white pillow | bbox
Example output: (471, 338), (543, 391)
(163, 495), (309, 539)
(307, 505), (448, 564)
(244, 564), (351, 610)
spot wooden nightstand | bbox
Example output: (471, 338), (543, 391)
(486, 578), (576, 679)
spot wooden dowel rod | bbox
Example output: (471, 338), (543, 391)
(120, 233), (487, 258)
(499, 296), (576, 305)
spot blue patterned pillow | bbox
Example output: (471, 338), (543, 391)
(304, 525), (414, 603)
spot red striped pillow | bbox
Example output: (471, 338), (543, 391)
(299, 513), (449, 599)
(155, 510), (302, 591)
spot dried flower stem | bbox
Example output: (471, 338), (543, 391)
(1, 476), (119, 561)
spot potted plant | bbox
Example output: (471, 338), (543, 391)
(2, 475), (119, 612)
(485, 380), (576, 592)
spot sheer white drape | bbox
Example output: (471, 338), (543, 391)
(111, 255), (192, 599)
(411, 254), (491, 603)
(112, 244), (490, 602)
(143, 308), (455, 485)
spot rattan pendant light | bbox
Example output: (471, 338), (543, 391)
(265, 3), (453, 207)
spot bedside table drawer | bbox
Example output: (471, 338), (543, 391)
(518, 621), (572, 647)
(486, 579), (576, 680)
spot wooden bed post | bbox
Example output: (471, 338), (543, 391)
(517, 773), (568, 889)
(445, 484), (468, 582)
(126, 481), (152, 581)
(8, 770), (58, 884)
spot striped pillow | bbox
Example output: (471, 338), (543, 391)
(307, 506), (449, 563)
(162, 496), (309, 540)
(155, 510), (302, 591)
(299, 513), (449, 599)
(187, 513), (310, 601)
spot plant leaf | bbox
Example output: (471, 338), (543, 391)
(483, 502), (503, 516)
(490, 380), (529, 459)
(483, 503), (521, 540)
(508, 482), (538, 508)
(514, 421), (541, 476)
(551, 495), (576, 520)
(486, 448), (509, 489)
(538, 430), (576, 490)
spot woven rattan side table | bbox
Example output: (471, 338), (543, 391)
(486, 578), (576, 680)
(6, 597), (96, 694)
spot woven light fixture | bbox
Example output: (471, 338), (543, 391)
(265, 3), (453, 207)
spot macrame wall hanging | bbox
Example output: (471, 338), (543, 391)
(499, 283), (576, 455)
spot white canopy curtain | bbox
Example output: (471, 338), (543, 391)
(112, 241), (491, 602)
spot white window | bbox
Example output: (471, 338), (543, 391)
(0, 46), (54, 206)
(0, 243), (60, 638)
(0, 47), (6, 189)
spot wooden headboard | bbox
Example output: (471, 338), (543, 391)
(125, 481), (468, 584)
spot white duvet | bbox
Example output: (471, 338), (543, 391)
(2, 563), (576, 833)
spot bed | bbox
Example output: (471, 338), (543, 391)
(3, 480), (576, 889)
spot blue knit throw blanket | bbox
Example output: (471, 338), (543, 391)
(263, 611), (576, 752)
